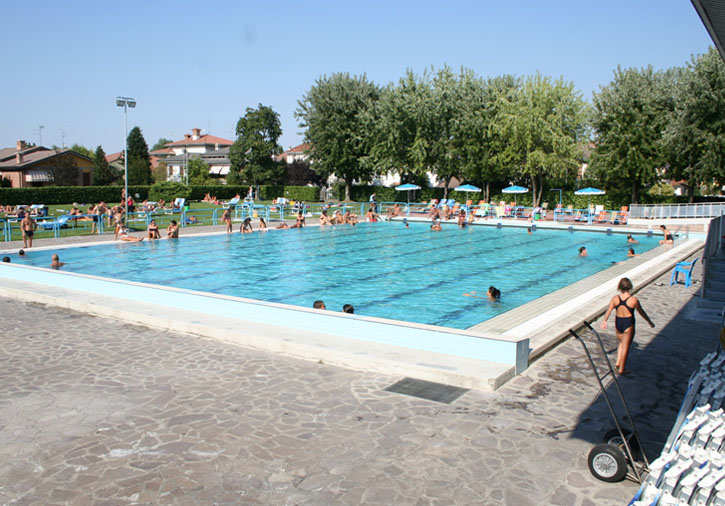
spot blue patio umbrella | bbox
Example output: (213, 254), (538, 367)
(395, 183), (422, 203)
(454, 184), (481, 192)
(574, 187), (606, 208)
(501, 185), (529, 206)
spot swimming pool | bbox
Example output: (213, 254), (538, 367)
(11, 223), (659, 329)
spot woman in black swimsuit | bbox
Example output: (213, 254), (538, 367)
(601, 277), (655, 374)
(659, 225), (674, 245)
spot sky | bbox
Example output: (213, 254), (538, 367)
(0, 0), (714, 155)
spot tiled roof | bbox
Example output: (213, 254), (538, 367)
(0, 148), (89, 169)
(166, 134), (233, 147)
(150, 147), (174, 155)
(0, 145), (49, 163)
(105, 152), (124, 163)
(287, 143), (310, 153)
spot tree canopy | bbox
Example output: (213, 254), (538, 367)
(296, 73), (381, 200)
(664, 48), (725, 201)
(589, 66), (675, 203)
(498, 73), (588, 205)
(229, 104), (284, 185)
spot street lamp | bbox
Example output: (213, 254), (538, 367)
(116, 96), (136, 219)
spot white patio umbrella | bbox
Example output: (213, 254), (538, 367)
(501, 185), (529, 207)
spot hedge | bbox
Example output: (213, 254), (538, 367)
(0, 185), (149, 206)
(0, 184), (322, 206)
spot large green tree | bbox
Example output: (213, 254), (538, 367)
(229, 104), (284, 185)
(664, 48), (725, 201)
(367, 69), (437, 187)
(187, 158), (213, 185)
(590, 66), (674, 203)
(296, 73), (380, 200)
(499, 73), (587, 206)
(126, 126), (152, 185)
(92, 145), (117, 185)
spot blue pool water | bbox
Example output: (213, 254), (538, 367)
(12, 223), (659, 329)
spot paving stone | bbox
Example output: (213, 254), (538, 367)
(0, 253), (713, 505)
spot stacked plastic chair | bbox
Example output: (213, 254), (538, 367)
(630, 350), (725, 505)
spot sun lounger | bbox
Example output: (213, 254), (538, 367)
(38, 214), (71, 230)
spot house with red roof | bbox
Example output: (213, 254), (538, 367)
(276, 143), (311, 164)
(162, 128), (234, 181)
(0, 140), (94, 187)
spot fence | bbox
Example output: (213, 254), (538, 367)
(630, 203), (725, 219)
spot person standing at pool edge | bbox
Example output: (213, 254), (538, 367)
(601, 277), (655, 375)
(21, 213), (36, 248)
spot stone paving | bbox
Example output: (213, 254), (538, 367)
(0, 251), (718, 505)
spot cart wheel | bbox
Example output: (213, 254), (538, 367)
(603, 428), (640, 455)
(588, 443), (628, 482)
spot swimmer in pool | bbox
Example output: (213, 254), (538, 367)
(627, 234), (639, 244)
(579, 246), (587, 257)
(50, 254), (65, 269)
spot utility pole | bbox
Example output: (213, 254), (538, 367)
(34, 125), (45, 146)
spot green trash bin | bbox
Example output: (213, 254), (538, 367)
(184, 205), (190, 211)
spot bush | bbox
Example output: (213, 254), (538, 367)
(149, 182), (191, 203)
(0, 185), (147, 206)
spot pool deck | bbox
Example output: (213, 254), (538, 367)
(0, 220), (705, 392)
(0, 251), (716, 505)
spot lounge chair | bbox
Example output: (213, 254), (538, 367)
(594, 211), (609, 223)
(172, 198), (186, 210)
(223, 197), (241, 207)
(670, 258), (698, 288)
(38, 214), (71, 230)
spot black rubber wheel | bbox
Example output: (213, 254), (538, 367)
(588, 443), (628, 482)
(603, 428), (640, 456)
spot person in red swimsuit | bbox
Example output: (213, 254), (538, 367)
(601, 277), (655, 374)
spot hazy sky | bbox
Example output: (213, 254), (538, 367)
(1, 0), (713, 154)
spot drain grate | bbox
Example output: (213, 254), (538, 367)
(383, 377), (469, 404)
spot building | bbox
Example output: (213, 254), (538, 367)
(276, 143), (311, 164)
(162, 128), (234, 181)
(0, 141), (94, 187)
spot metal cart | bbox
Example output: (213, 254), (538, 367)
(568, 321), (651, 483)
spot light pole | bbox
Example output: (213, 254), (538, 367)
(116, 96), (136, 220)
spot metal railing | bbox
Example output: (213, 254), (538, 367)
(630, 203), (725, 219)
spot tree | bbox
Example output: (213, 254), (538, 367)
(498, 73), (587, 206)
(50, 152), (80, 186)
(152, 161), (169, 183)
(92, 145), (117, 185)
(187, 158), (213, 184)
(126, 126), (152, 185)
(229, 104), (285, 185)
(151, 138), (173, 152)
(590, 66), (674, 203)
(296, 73), (381, 200)
(286, 159), (322, 186)
(664, 48), (725, 201)
(367, 70), (435, 185)
(71, 143), (94, 159)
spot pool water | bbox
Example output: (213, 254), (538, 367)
(13, 223), (659, 329)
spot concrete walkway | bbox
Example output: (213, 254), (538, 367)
(0, 253), (718, 505)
